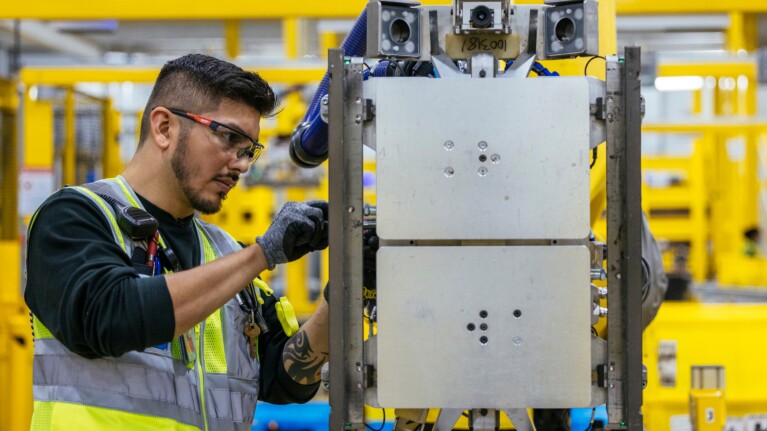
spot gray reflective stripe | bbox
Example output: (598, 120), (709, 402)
(208, 414), (256, 431)
(33, 385), (204, 429)
(33, 345), (200, 411)
(204, 374), (258, 424)
(85, 176), (143, 210)
(114, 175), (144, 207)
(205, 387), (257, 425)
(34, 338), (181, 376)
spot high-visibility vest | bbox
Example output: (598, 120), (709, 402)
(28, 176), (260, 431)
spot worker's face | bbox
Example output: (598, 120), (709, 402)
(171, 99), (261, 214)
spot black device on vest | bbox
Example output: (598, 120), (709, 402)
(97, 194), (159, 240)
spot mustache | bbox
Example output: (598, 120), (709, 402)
(217, 173), (240, 188)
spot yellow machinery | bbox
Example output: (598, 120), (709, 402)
(643, 119), (767, 285)
(643, 303), (767, 431)
(689, 366), (726, 431)
(642, 61), (763, 283)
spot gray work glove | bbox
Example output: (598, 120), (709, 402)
(256, 200), (329, 270)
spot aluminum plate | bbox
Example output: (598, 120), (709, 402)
(376, 245), (592, 408)
(371, 78), (591, 240)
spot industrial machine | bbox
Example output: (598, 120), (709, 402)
(289, 0), (646, 430)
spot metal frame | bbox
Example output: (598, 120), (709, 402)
(605, 46), (644, 430)
(328, 48), (366, 431)
(328, 45), (644, 430)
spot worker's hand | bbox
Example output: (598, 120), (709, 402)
(256, 200), (329, 270)
(362, 227), (379, 291)
(321, 227), (377, 305)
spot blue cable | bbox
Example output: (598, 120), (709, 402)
(504, 59), (560, 76)
(532, 62), (560, 76)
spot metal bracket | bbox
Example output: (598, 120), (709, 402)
(605, 46), (644, 431)
(328, 49), (366, 431)
(362, 99), (376, 122)
(501, 53), (536, 78)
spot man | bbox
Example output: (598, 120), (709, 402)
(24, 54), (329, 431)
(743, 226), (761, 257)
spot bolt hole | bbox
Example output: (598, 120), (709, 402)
(467, 323), (476, 331)
(479, 154), (487, 162)
(513, 309), (522, 318)
(479, 336), (489, 345)
(480, 323), (488, 331)
(479, 310), (488, 318)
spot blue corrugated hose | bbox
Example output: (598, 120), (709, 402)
(296, 10), (368, 161)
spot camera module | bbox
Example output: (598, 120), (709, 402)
(469, 5), (494, 29)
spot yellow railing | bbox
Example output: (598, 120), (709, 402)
(0, 79), (34, 431)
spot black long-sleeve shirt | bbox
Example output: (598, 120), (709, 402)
(25, 187), (317, 404)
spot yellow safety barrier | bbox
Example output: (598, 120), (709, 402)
(0, 240), (34, 431)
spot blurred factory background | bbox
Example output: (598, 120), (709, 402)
(2, 1), (767, 430)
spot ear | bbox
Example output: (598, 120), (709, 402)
(149, 107), (174, 150)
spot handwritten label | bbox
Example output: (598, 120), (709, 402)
(445, 33), (520, 59)
(462, 37), (507, 52)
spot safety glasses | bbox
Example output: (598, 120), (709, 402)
(168, 108), (264, 167)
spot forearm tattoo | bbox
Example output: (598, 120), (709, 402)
(282, 330), (328, 385)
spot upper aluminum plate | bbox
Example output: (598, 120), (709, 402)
(371, 78), (592, 240)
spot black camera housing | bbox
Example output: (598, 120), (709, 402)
(470, 5), (494, 29)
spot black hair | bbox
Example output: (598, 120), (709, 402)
(745, 227), (761, 241)
(137, 54), (277, 147)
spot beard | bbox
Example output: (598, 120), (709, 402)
(171, 131), (230, 215)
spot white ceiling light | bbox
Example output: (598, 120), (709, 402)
(654, 76), (705, 92)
